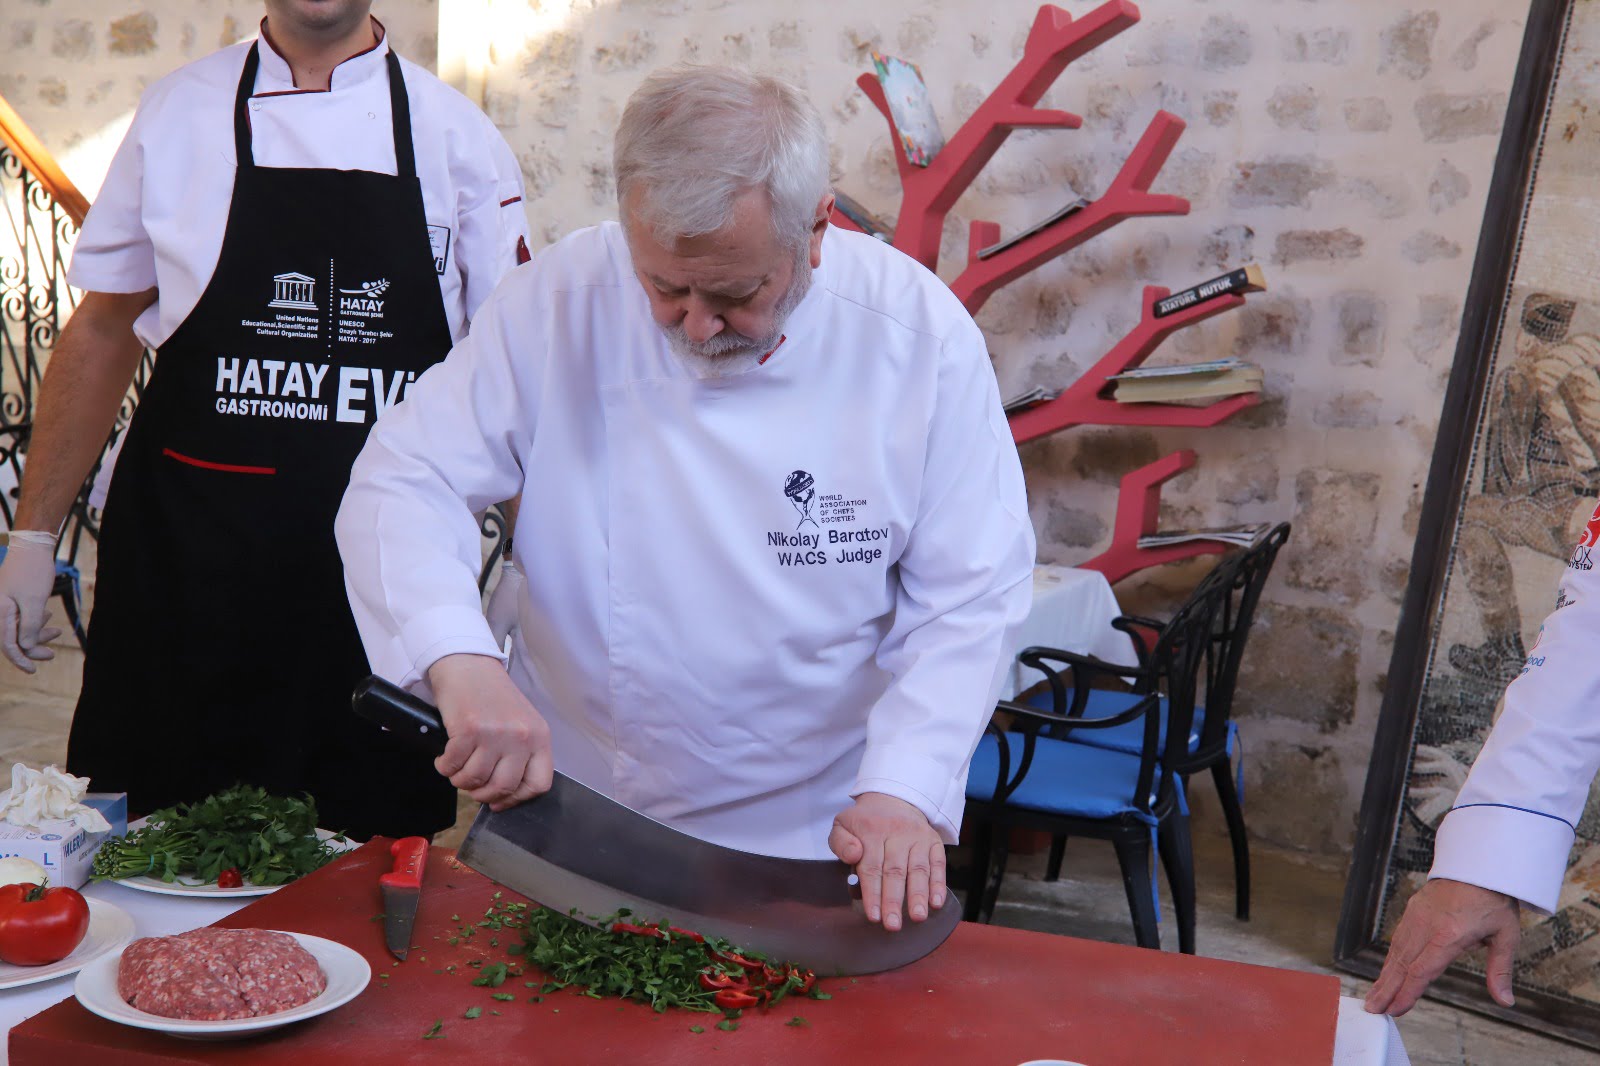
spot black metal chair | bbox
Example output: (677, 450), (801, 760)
(962, 553), (1240, 953)
(1028, 523), (1291, 921)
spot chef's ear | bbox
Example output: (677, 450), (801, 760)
(809, 194), (835, 269)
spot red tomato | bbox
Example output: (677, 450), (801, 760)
(0, 884), (90, 966)
(217, 868), (244, 889)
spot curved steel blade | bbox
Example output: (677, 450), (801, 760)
(458, 775), (961, 976)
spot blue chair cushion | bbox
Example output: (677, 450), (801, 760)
(1025, 689), (1237, 760)
(966, 732), (1172, 826)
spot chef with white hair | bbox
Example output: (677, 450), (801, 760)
(336, 64), (1035, 932)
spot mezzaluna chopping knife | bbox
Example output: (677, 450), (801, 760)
(352, 675), (960, 975)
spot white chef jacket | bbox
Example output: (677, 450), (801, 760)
(336, 222), (1037, 859)
(66, 19), (529, 352)
(1430, 511), (1600, 912)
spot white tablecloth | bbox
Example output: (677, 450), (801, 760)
(0, 878), (1409, 1064)
(1006, 565), (1141, 698)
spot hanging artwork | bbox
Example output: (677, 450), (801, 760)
(1335, 0), (1600, 1048)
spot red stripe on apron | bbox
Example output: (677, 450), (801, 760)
(162, 448), (277, 476)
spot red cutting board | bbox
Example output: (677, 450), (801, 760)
(11, 841), (1338, 1065)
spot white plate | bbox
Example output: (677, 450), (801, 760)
(111, 823), (358, 897)
(74, 930), (370, 1039)
(0, 898), (136, 990)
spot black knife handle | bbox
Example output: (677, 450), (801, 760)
(353, 675), (449, 757)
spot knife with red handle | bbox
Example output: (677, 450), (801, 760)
(379, 836), (429, 961)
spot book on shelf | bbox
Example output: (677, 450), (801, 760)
(871, 51), (946, 167)
(1107, 357), (1253, 382)
(1152, 264), (1267, 318)
(976, 197), (1091, 260)
(1110, 361), (1262, 406)
(833, 191), (894, 242)
(1002, 386), (1060, 415)
(1137, 522), (1272, 550)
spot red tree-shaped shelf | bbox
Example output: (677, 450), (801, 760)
(835, 0), (1260, 584)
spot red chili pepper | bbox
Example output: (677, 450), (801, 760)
(761, 963), (787, 987)
(698, 970), (747, 992)
(216, 868), (244, 889)
(792, 970), (816, 994)
(609, 921), (663, 938)
(666, 926), (704, 942)
(710, 949), (765, 973)
(714, 988), (760, 1010)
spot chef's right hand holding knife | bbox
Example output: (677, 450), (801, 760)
(427, 653), (553, 811)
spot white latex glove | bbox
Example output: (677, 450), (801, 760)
(0, 531), (61, 673)
(485, 558), (524, 652)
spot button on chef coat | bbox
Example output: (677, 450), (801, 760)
(336, 222), (1037, 859)
(1430, 516), (1600, 913)
(66, 20), (528, 351)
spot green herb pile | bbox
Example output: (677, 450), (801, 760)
(413, 895), (830, 1040)
(91, 784), (346, 886)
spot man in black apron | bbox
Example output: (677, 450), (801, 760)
(0, 7), (495, 839)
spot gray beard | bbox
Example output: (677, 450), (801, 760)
(664, 254), (813, 379)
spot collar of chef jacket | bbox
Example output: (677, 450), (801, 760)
(253, 16), (390, 95)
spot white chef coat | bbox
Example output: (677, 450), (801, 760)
(336, 222), (1037, 859)
(66, 19), (529, 352)
(1430, 508), (1600, 912)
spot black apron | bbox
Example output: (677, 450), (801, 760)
(67, 45), (457, 839)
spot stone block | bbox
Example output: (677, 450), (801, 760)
(1229, 156), (1334, 209)
(1402, 230), (1463, 263)
(1378, 10), (1439, 81)
(1279, 27), (1350, 64)
(1069, 429), (1161, 487)
(1203, 90), (1238, 128)
(1453, 19), (1498, 72)
(1406, 294), (1462, 361)
(1273, 228), (1364, 267)
(898, 14), (936, 54)
(1237, 604), (1362, 733)
(1333, 291), (1385, 364)
(1286, 470), (1382, 603)
(1239, 738), (1350, 852)
(51, 19), (93, 60)
(36, 77), (66, 108)
(1217, 455), (1280, 506)
(1198, 224), (1255, 271)
(518, 144), (564, 199)
(9, 21), (35, 50)
(1042, 502), (1107, 550)
(1267, 84), (1319, 132)
(1343, 97), (1393, 133)
(1415, 92), (1508, 142)
(1428, 159), (1470, 212)
(1199, 14), (1252, 71)
(108, 12), (157, 56)
(593, 30), (656, 71)
(768, 21), (803, 54)
(1344, 175), (1412, 220)
(1313, 390), (1383, 429)
(1233, 295), (1311, 356)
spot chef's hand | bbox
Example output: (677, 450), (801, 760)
(829, 793), (946, 932)
(0, 531), (62, 674)
(1364, 877), (1520, 1016)
(484, 558), (523, 652)
(426, 653), (553, 811)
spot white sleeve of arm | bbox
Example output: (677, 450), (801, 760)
(336, 283), (535, 691)
(66, 103), (157, 294)
(454, 116), (531, 324)
(851, 317), (1036, 842)
(1428, 539), (1600, 913)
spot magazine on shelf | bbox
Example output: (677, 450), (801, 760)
(833, 191), (895, 242)
(1137, 522), (1272, 550)
(976, 197), (1091, 260)
(1002, 386), (1060, 415)
(871, 51), (945, 167)
(1111, 364), (1262, 405)
(1107, 357), (1253, 382)
(1152, 264), (1268, 318)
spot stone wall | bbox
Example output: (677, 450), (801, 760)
(0, 0), (1528, 856)
(1, 1), (438, 198)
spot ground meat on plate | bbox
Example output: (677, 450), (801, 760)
(118, 928), (327, 1020)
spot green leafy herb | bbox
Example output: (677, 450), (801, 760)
(809, 990), (832, 1000)
(717, 1019), (738, 1031)
(689, 1025), (705, 1034)
(463, 1006), (482, 1020)
(472, 962), (510, 988)
(90, 785), (345, 886)
(422, 1020), (444, 1040)
(491, 993), (516, 1002)
(787, 1016), (809, 1027)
